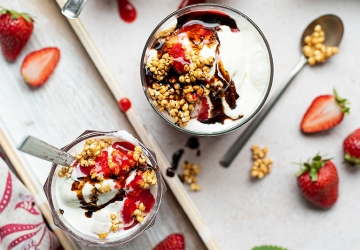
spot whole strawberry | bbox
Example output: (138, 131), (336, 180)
(153, 234), (185, 250)
(300, 89), (349, 133)
(343, 128), (360, 165)
(296, 154), (339, 208)
(0, 8), (33, 61)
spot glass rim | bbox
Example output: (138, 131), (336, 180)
(44, 130), (166, 247)
(140, 3), (274, 136)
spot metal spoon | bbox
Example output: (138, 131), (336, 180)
(62, 0), (88, 19)
(18, 136), (75, 166)
(220, 14), (344, 168)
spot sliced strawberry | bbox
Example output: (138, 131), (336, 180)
(168, 43), (189, 74)
(21, 47), (60, 86)
(300, 89), (349, 133)
(153, 234), (185, 250)
(194, 96), (210, 122)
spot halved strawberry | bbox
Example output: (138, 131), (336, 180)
(168, 43), (189, 74)
(300, 89), (349, 133)
(21, 47), (60, 86)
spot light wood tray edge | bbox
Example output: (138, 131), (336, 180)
(54, 1), (220, 249)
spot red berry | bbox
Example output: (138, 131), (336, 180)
(21, 47), (60, 86)
(343, 128), (360, 165)
(0, 8), (34, 61)
(119, 98), (132, 112)
(153, 234), (185, 250)
(168, 43), (189, 74)
(296, 155), (339, 208)
(300, 89), (349, 133)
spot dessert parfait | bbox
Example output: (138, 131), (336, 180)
(141, 4), (273, 135)
(44, 130), (166, 247)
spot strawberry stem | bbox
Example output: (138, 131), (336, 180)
(333, 88), (350, 115)
(296, 154), (331, 181)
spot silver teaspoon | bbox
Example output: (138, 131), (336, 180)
(18, 136), (75, 167)
(220, 14), (344, 168)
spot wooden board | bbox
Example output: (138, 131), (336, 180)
(54, 0), (220, 249)
(0, 0), (207, 249)
(24, 0), (360, 249)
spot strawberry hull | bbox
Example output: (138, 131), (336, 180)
(343, 128), (360, 165)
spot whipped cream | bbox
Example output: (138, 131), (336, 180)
(54, 134), (157, 239)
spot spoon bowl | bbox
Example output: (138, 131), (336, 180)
(301, 14), (344, 49)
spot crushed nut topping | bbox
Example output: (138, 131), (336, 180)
(139, 170), (157, 189)
(110, 212), (122, 232)
(133, 202), (147, 223)
(250, 145), (273, 179)
(145, 31), (216, 128)
(303, 24), (339, 66)
(98, 232), (108, 239)
(180, 161), (201, 192)
(75, 138), (111, 168)
(58, 166), (73, 178)
(96, 183), (112, 194)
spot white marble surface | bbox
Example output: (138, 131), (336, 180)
(0, 0), (205, 249)
(75, 0), (360, 249)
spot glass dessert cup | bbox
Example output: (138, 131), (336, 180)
(43, 130), (166, 247)
(141, 4), (274, 136)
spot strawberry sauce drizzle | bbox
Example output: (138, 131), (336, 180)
(118, 0), (137, 23)
(122, 188), (155, 226)
(72, 141), (156, 227)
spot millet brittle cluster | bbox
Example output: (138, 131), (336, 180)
(75, 138), (112, 167)
(139, 169), (157, 189)
(133, 202), (147, 223)
(180, 161), (201, 191)
(98, 212), (122, 239)
(250, 145), (273, 179)
(303, 24), (339, 66)
(146, 46), (214, 128)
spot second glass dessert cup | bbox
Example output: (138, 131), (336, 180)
(43, 130), (166, 247)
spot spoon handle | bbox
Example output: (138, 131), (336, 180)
(220, 55), (308, 167)
(18, 136), (75, 167)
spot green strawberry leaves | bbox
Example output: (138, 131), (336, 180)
(296, 154), (331, 181)
(333, 89), (350, 115)
(252, 246), (288, 250)
(344, 152), (360, 166)
(0, 7), (32, 23)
